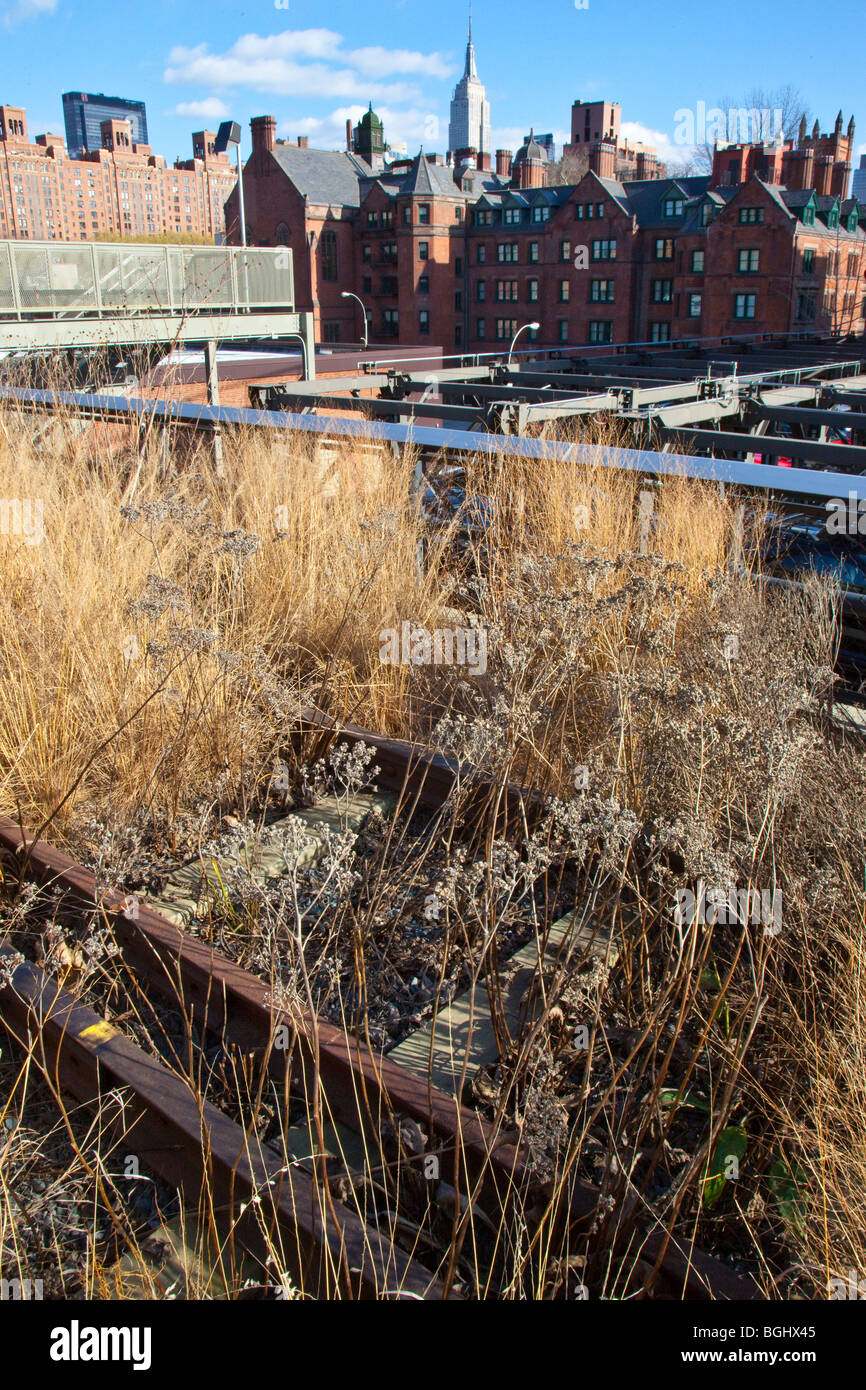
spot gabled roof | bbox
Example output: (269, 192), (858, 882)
(271, 144), (374, 207)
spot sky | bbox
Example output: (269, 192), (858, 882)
(1, 0), (864, 171)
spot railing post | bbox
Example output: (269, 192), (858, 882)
(204, 338), (224, 476)
(90, 244), (102, 317)
(8, 244), (21, 320)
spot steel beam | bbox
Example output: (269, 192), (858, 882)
(0, 310), (311, 352)
(660, 425), (866, 470)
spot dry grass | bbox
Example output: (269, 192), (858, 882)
(0, 396), (864, 1300)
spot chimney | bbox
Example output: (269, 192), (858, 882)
(346, 118), (353, 152)
(477, 151), (491, 172)
(590, 139), (615, 181)
(250, 115), (276, 154)
(814, 154), (833, 196)
(297, 135), (309, 149)
(496, 148), (512, 178)
(455, 146), (477, 167)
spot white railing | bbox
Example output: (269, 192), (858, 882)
(0, 240), (293, 319)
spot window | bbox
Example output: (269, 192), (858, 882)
(455, 257), (463, 275)
(592, 239), (616, 260)
(559, 279), (570, 302)
(590, 279), (614, 303)
(828, 209), (839, 229)
(366, 211), (378, 227)
(497, 242), (519, 262)
(532, 205), (549, 222)
(455, 291), (462, 310)
(321, 229), (338, 281)
(362, 244), (371, 263)
(324, 322), (340, 343)
(802, 206), (815, 226)
(455, 325), (462, 345)
(650, 322), (671, 342)
(664, 197), (685, 217)
(383, 308), (399, 333)
(796, 292), (816, 322)
(529, 241), (539, 263)
(496, 317), (518, 339)
(688, 293), (702, 318)
(477, 318), (486, 338)
(651, 279), (673, 303)
(503, 207), (521, 224)
(803, 248), (815, 274)
(475, 209), (492, 226)
(496, 279), (518, 301)
(692, 250), (705, 273)
(419, 310), (430, 334)
(738, 206), (764, 224)
(418, 274), (429, 293)
(560, 240), (571, 262)
(455, 206), (463, 222)
(528, 278), (538, 301)
(588, 321), (612, 344)
(418, 241), (429, 259)
(476, 280), (486, 301)
(847, 252), (858, 276)
(402, 206), (411, 225)
(597, 203), (604, 218)
(477, 244), (487, 264)
(654, 238), (674, 260)
(734, 292), (756, 319)
(418, 203), (430, 224)
(738, 248), (760, 273)
(362, 276), (372, 293)
(558, 319), (569, 343)
(575, 204), (584, 219)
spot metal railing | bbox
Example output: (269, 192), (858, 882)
(0, 240), (294, 320)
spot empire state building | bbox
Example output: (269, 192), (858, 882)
(447, 19), (491, 158)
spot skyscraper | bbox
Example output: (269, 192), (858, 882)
(853, 154), (866, 202)
(62, 92), (148, 157)
(447, 17), (491, 158)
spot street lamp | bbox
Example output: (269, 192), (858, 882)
(508, 321), (540, 367)
(341, 290), (369, 349)
(214, 120), (246, 247)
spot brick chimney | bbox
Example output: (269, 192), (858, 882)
(782, 146), (814, 191)
(590, 139), (616, 181)
(297, 136), (309, 148)
(250, 115), (276, 154)
(496, 149), (512, 178)
(346, 118), (353, 152)
(477, 151), (491, 172)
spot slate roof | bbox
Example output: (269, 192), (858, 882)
(271, 144), (376, 207)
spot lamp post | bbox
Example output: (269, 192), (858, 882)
(341, 290), (369, 349)
(508, 320), (540, 367)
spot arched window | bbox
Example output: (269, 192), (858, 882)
(275, 221), (290, 245)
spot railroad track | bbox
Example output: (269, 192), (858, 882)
(0, 712), (760, 1301)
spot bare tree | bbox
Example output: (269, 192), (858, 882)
(546, 151), (590, 187)
(691, 84), (812, 174)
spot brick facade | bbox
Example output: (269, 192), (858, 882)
(0, 102), (235, 242)
(232, 113), (866, 351)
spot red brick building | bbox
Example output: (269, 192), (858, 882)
(0, 102), (235, 241)
(230, 109), (866, 351)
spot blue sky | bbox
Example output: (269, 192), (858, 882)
(1, 0), (864, 169)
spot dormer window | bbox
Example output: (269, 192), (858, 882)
(664, 197), (684, 217)
(828, 209), (839, 229)
(802, 206), (815, 226)
(701, 203), (713, 226)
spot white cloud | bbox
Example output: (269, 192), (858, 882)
(620, 120), (681, 166)
(163, 29), (451, 104)
(347, 46), (453, 80)
(1, 0), (56, 25)
(278, 104), (449, 152)
(172, 98), (230, 122)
